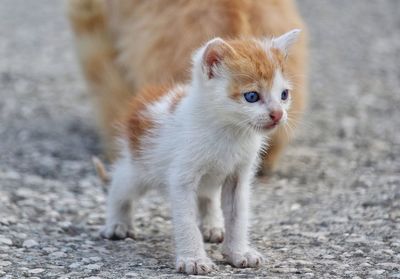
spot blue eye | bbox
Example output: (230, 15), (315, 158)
(244, 91), (260, 103)
(281, 89), (289, 101)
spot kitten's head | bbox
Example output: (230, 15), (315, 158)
(192, 29), (301, 134)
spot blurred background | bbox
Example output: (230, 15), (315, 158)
(0, 0), (399, 278)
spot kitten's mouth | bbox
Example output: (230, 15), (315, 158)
(251, 121), (279, 131)
(262, 122), (279, 130)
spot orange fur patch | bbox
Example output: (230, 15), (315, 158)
(124, 85), (172, 154)
(169, 88), (186, 113)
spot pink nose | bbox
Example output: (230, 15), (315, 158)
(269, 110), (283, 123)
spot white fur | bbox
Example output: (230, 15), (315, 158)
(101, 37), (295, 274)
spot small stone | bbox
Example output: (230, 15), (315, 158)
(49, 251), (67, 258)
(290, 203), (301, 211)
(89, 256), (101, 262)
(0, 261), (12, 267)
(369, 270), (386, 276)
(304, 273), (314, 278)
(29, 268), (45, 274)
(85, 263), (102, 270)
(68, 262), (81, 269)
(360, 262), (371, 268)
(42, 247), (58, 253)
(271, 267), (299, 273)
(0, 237), (12, 246)
(345, 237), (367, 244)
(353, 249), (364, 256)
(15, 233), (28, 239)
(342, 252), (352, 258)
(0, 270), (5, 276)
(382, 249), (395, 255)
(390, 273), (400, 278)
(23, 239), (39, 248)
(292, 260), (313, 266)
(125, 272), (139, 278)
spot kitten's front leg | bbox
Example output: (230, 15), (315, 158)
(169, 173), (217, 275)
(221, 174), (264, 268)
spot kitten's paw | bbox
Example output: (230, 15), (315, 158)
(202, 226), (224, 243)
(223, 248), (264, 268)
(176, 256), (218, 275)
(100, 223), (135, 240)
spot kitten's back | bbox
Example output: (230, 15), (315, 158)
(123, 85), (186, 155)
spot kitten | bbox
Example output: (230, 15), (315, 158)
(100, 30), (301, 275)
(68, 0), (308, 174)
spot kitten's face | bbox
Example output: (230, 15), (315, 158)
(199, 32), (300, 134)
(224, 46), (292, 134)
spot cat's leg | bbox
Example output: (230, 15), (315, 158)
(221, 174), (264, 268)
(198, 184), (224, 243)
(100, 157), (146, 240)
(169, 172), (217, 275)
(259, 131), (288, 175)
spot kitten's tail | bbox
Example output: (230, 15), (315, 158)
(67, 0), (133, 159)
(92, 156), (109, 192)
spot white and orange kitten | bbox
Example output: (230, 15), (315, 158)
(101, 30), (301, 275)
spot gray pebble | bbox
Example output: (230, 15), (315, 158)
(28, 268), (45, 274)
(22, 239), (39, 248)
(369, 269), (386, 276)
(0, 238), (12, 246)
(0, 261), (11, 267)
(125, 272), (139, 278)
(89, 256), (102, 262)
(85, 263), (103, 271)
(68, 262), (81, 269)
(49, 251), (67, 258)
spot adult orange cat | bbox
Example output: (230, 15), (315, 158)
(68, 0), (308, 174)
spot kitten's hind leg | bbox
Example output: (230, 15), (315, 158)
(100, 157), (146, 240)
(198, 184), (224, 243)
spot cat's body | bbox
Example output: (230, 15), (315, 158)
(68, 0), (308, 174)
(99, 32), (300, 274)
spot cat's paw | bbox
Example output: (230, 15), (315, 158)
(176, 256), (218, 275)
(100, 223), (135, 240)
(202, 226), (224, 243)
(223, 248), (264, 268)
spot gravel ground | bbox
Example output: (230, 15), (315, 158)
(1, 1), (400, 278)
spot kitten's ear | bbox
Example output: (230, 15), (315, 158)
(202, 37), (233, 79)
(271, 29), (301, 57)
